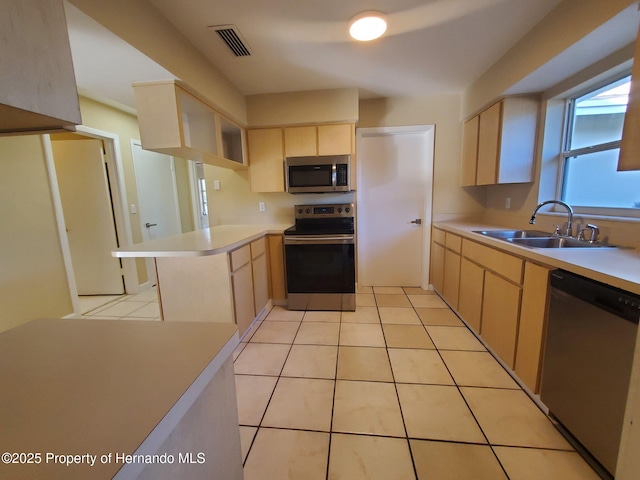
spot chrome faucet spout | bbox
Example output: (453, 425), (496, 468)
(529, 200), (574, 236)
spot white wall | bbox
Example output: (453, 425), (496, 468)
(0, 136), (73, 332)
(358, 95), (485, 221)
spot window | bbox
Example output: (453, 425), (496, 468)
(561, 75), (640, 211)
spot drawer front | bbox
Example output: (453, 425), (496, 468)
(230, 244), (251, 272)
(432, 227), (446, 245)
(462, 239), (523, 284)
(250, 237), (266, 259)
(445, 233), (462, 253)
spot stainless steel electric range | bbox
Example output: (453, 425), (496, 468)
(284, 204), (356, 311)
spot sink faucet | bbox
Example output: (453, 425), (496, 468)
(578, 224), (600, 243)
(529, 200), (574, 237)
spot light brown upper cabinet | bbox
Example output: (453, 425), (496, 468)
(460, 116), (480, 186)
(1, 0), (81, 135)
(318, 124), (354, 155)
(249, 123), (355, 192)
(284, 124), (354, 157)
(133, 80), (247, 169)
(618, 17), (640, 171)
(247, 128), (285, 192)
(460, 96), (539, 186)
(284, 126), (317, 157)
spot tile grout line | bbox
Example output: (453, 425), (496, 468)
(379, 292), (421, 480)
(428, 290), (584, 470)
(239, 292), (599, 478)
(378, 290), (507, 479)
(324, 309), (343, 480)
(240, 306), (303, 468)
(425, 291), (515, 480)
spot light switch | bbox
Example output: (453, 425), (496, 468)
(213, 180), (221, 190)
(130, 204), (137, 214)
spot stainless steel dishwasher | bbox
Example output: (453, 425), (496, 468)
(541, 270), (640, 477)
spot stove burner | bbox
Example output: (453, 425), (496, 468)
(285, 203), (355, 236)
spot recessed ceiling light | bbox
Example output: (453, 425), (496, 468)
(349, 11), (387, 41)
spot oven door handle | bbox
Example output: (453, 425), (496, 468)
(285, 235), (355, 245)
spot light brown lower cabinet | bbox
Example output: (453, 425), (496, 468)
(431, 228), (461, 309)
(267, 235), (286, 303)
(458, 257), (484, 332)
(514, 263), (552, 392)
(151, 234), (285, 338)
(480, 271), (522, 369)
(231, 261), (255, 337)
(252, 247), (269, 313)
(431, 232), (552, 393)
(230, 238), (272, 337)
(430, 241), (445, 293)
(443, 248), (461, 309)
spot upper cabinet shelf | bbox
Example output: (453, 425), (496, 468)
(460, 96), (539, 186)
(133, 80), (247, 169)
(618, 16), (640, 172)
(0, 0), (81, 135)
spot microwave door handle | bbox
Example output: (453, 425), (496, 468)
(332, 163), (337, 189)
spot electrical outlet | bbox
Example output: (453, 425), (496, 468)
(505, 197), (511, 209)
(213, 180), (221, 191)
(259, 202), (266, 212)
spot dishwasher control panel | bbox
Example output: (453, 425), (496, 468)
(551, 270), (640, 322)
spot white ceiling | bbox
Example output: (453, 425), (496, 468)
(64, 0), (638, 112)
(64, 2), (176, 112)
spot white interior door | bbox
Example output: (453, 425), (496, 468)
(131, 142), (182, 242)
(356, 126), (434, 288)
(52, 138), (124, 295)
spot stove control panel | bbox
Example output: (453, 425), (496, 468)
(295, 203), (354, 220)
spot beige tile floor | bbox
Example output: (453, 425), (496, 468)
(78, 285), (601, 479)
(78, 287), (161, 320)
(235, 286), (602, 480)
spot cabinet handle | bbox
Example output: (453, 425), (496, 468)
(410, 219), (422, 225)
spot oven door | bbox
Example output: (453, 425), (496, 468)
(284, 235), (356, 311)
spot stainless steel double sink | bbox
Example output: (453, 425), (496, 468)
(473, 230), (616, 249)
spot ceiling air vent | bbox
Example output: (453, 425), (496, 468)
(209, 25), (251, 57)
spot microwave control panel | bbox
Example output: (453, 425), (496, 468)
(336, 164), (348, 186)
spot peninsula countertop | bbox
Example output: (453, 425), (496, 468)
(113, 224), (292, 258)
(434, 220), (640, 296)
(0, 318), (239, 480)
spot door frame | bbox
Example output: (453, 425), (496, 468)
(188, 160), (209, 230)
(44, 126), (138, 315)
(356, 125), (435, 289)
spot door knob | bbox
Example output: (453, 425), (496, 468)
(145, 222), (157, 228)
(410, 219), (422, 225)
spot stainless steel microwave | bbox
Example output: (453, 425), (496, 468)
(285, 155), (351, 193)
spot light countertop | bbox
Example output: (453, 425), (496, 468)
(113, 224), (292, 258)
(434, 220), (640, 296)
(0, 318), (238, 480)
